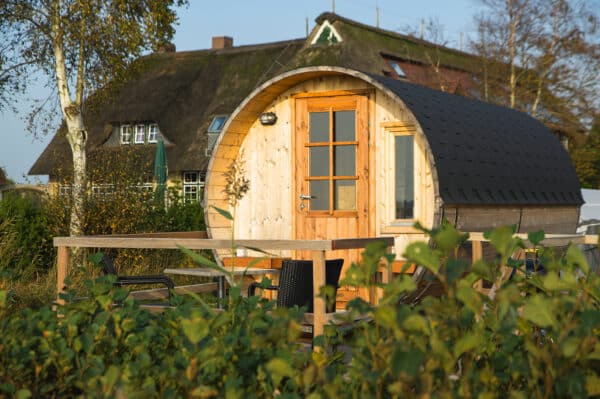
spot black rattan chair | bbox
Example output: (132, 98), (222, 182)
(248, 258), (343, 313)
(100, 254), (175, 300)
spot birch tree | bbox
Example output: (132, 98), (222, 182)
(0, 0), (186, 236)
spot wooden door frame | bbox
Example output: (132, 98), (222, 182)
(291, 89), (375, 242)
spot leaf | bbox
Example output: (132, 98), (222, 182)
(487, 226), (521, 259)
(392, 348), (424, 377)
(103, 365), (120, 392)
(560, 337), (580, 358)
(527, 230), (545, 246)
(190, 385), (219, 398)
(586, 374), (600, 396)
(402, 314), (429, 335)
(181, 312), (209, 345)
(453, 332), (482, 358)
(522, 295), (557, 328)
(456, 281), (482, 315)
(265, 358), (295, 386)
(15, 390), (31, 399)
(211, 205), (233, 221)
(403, 242), (441, 273)
(88, 252), (104, 264)
(565, 245), (589, 275)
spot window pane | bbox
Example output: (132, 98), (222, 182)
(208, 115), (228, 133)
(395, 136), (414, 219)
(310, 181), (329, 210)
(334, 110), (355, 141)
(334, 145), (355, 176)
(335, 181), (356, 210)
(309, 112), (329, 142)
(310, 147), (329, 177)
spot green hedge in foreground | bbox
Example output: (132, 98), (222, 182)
(1, 224), (599, 398)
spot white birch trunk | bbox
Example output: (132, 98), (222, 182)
(52, 0), (86, 237)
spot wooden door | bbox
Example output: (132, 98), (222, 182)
(294, 93), (370, 303)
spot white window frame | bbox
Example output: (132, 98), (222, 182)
(134, 124), (146, 144)
(147, 123), (158, 143)
(182, 171), (204, 203)
(120, 124), (132, 144)
(383, 123), (417, 227)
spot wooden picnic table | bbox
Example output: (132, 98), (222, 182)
(164, 266), (279, 304)
(53, 232), (395, 343)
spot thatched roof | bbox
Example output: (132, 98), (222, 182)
(29, 12), (580, 178)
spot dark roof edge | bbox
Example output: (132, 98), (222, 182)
(147, 38), (307, 59)
(315, 12), (478, 61)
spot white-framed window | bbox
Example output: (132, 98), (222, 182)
(394, 135), (414, 219)
(58, 184), (71, 197)
(182, 171), (204, 203)
(120, 125), (132, 144)
(147, 123), (159, 143)
(91, 183), (115, 199)
(134, 124), (146, 144)
(384, 124), (416, 225)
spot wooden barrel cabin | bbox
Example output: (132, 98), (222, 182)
(204, 66), (583, 303)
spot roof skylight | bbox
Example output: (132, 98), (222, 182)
(208, 115), (228, 133)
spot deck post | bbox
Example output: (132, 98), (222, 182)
(472, 240), (483, 291)
(56, 245), (69, 305)
(312, 249), (326, 347)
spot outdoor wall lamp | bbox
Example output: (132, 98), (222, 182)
(259, 112), (277, 126)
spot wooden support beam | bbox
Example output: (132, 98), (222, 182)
(471, 239), (484, 292)
(56, 246), (69, 305)
(312, 249), (326, 349)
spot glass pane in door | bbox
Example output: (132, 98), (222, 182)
(334, 181), (356, 210)
(334, 110), (355, 141)
(309, 112), (329, 142)
(310, 181), (329, 210)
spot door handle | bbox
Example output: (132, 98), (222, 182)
(299, 194), (315, 200)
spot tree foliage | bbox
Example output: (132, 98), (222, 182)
(571, 119), (600, 188)
(470, 0), (599, 135)
(0, 0), (187, 236)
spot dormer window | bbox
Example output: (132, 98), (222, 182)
(390, 62), (406, 78)
(120, 125), (132, 144)
(382, 54), (409, 80)
(117, 122), (162, 145)
(134, 124), (146, 144)
(147, 123), (158, 143)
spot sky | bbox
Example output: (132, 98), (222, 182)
(0, 0), (481, 183)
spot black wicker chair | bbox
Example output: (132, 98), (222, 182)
(248, 258), (343, 313)
(100, 254), (175, 300)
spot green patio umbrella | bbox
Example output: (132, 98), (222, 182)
(154, 139), (168, 205)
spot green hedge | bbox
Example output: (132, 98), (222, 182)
(1, 224), (599, 398)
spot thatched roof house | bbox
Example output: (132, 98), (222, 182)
(29, 12), (580, 202)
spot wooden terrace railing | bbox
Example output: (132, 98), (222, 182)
(53, 231), (598, 340)
(53, 232), (395, 338)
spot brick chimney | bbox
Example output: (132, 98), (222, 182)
(212, 36), (233, 49)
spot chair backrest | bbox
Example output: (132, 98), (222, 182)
(276, 258), (344, 313)
(100, 254), (118, 276)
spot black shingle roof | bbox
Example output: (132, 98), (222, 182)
(369, 74), (583, 206)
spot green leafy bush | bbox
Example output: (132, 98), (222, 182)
(0, 193), (56, 279)
(0, 224), (598, 398)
